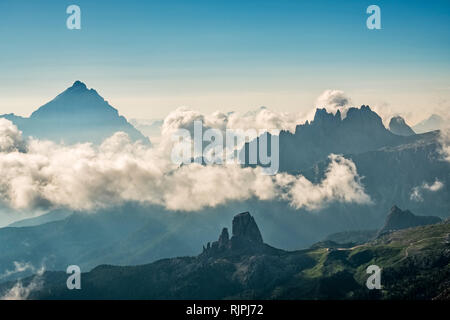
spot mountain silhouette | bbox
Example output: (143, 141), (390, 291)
(377, 205), (441, 236)
(243, 105), (415, 173)
(201, 212), (282, 257)
(0, 81), (149, 144)
(388, 116), (415, 136)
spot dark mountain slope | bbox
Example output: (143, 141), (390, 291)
(3, 212), (448, 300)
(0, 205), (198, 282)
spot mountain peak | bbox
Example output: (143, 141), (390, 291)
(71, 80), (87, 90)
(378, 206), (441, 236)
(313, 108), (341, 123)
(389, 116), (415, 136)
(201, 212), (278, 257)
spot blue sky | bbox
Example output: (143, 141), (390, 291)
(0, 0), (449, 122)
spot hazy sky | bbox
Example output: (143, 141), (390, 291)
(0, 0), (449, 123)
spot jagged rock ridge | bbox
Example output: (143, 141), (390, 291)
(378, 205), (441, 236)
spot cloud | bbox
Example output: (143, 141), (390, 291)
(161, 106), (307, 136)
(277, 154), (373, 210)
(0, 266), (44, 300)
(410, 179), (444, 202)
(314, 90), (353, 118)
(0, 118), (25, 152)
(0, 262), (35, 280)
(0, 119), (371, 213)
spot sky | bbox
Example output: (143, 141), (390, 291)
(0, 0), (449, 123)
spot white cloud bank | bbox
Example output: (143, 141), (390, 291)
(0, 118), (25, 153)
(0, 261), (36, 280)
(0, 119), (372, 213)
(161, 106), (307, 137)
(0, 266), (44, 300)
(314, 90), (352, 118)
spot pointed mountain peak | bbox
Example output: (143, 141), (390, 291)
(389, 116), (415, 136)
(378, 205), (441, 236)
(23, 81), (150, 144)
(64, 81), (99, 96)
(313, 108), (341, 123)
(71, 80), (87, 89)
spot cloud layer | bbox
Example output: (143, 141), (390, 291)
(0, 119), (371, 213)
(0, 264), (44, 300)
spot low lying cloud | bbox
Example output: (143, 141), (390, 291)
(0, 261), (36, 280)
(410, 179), (444, 202)
(0, 119), (371, 213)
(278, 154), (372, 210)
(438, 126), (450, 163)
(162, 106), (307, 137)
(0, 118), (25, 153)
(314, 90), (353, 118)
(0, 264), (45, 300)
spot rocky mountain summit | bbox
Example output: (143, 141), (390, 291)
(0, 81), (149, 144)
(201, 212), (282, 257)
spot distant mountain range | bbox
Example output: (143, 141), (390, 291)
(0, 102), (448, 285)
(0, 81), (149, 144)
(2, 210), (448, 300)
(377, 205), (441, 236)
(244, 106), (418, 172)
(413, 114), (446, 134)
(0, 84), (448, 299)
(243, 105), (449, 219)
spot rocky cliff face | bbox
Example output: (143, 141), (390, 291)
(202, 212), (279, 257)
